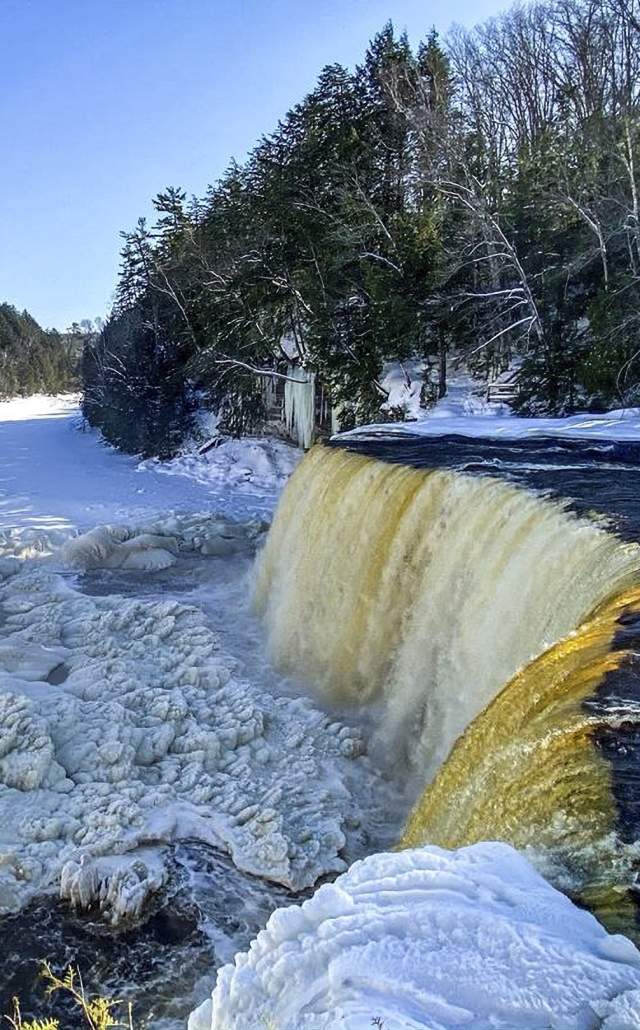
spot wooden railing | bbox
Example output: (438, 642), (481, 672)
(487, 380), (518, 404)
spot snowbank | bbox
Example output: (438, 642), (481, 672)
(189, 842), (640, 1030)
(0, 515), (366, 921)
(343, 404), (640, 444)
(138, 436), (301, 504)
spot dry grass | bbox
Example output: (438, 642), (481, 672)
(3, 963), (133, 1030)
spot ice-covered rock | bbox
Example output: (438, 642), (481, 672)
(62, 525), (179, 571)
(0, 515), (366, 922)
(189, 842), (640, 1030)
(60, 849), (169, 923)
(60, 513), (267, 571)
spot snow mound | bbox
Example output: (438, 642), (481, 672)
(138, 437), (301, 503)
(61, 513), (266, 571)
(189, 842), (640, 1030)
(0, 520), (366, 921)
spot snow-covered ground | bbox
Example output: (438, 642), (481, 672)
(349, 369), (640, 443)
(0, 395), (300, 556)
(381, 365), (512, 422)
(0, 396), (375, 928)
(189, 842), (640, 1030)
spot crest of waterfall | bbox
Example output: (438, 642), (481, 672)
(284, 366), (315, 449)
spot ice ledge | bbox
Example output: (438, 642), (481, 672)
(190, 842), (640, 1030)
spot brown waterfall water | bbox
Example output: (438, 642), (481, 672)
(254, 442), (640, 938)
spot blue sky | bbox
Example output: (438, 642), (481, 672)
(0, 0), (502, 330)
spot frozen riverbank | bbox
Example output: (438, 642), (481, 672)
(0, 395), (301, 554)
(0, 396), (398, 1024)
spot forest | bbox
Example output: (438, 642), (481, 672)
(83, 0), (640, 457)
(0, 304), (80, 398)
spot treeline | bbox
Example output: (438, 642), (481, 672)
(84, 0), (640, 456)
(0, 304), (80, 398)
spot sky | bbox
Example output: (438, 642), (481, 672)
(0, 0), (502, 331)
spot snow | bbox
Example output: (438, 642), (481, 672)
(380, 366), (512, 421)
(189, 842), (640, 1030)
(351, 406), (640, 442)
(0, 395), (301, 557)
(0, 515), (366, 920)
(0, 396), (364, 922)
(381, 359), (426, 418)
(138, 436), (300, 514)
(344, 370), (640, 444)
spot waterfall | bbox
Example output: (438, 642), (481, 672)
(254, 445), (640, 777)
(253, 443), (640, 936)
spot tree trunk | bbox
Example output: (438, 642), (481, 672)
(438, 330), (447, 399)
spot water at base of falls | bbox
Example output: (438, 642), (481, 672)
(1, 842), (301, 1028)
(1, 844), (305, 1030)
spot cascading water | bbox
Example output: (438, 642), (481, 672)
(254, 443), (640, 937)
(255, 446), (640, 773)
(401, 583), (640, 935)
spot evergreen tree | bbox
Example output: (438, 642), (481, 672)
(82, 2), (640, 454)
(0, 304), (79, 398)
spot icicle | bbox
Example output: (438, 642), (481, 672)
(284, 365), (315, 449)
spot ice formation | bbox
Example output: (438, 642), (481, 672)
(284, 366), (316, 449)
(61, 513), (266, 570)
(189, 842), (640, 1030)
(0, 515), (367, 922)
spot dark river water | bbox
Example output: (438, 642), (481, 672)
(332, 432), (640, 542)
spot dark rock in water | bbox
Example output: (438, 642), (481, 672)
(0, 843), (301, 1029)
(46, 661), (69, 685)
(0, 890), (207, 1028)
